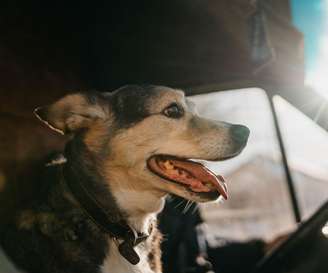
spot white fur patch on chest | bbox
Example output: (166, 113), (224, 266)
(100, 240), (154, 273)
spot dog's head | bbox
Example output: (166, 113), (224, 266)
(35, 85), (249, 213)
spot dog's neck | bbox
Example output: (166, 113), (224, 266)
(111, 186), (165, 234)
(62, 137), (165, 235)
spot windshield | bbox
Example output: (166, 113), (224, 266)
(190, 88), (328, 242)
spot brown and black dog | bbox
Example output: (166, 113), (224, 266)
(0, 85), (249, 273)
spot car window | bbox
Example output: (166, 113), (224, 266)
(189, 88), (296, 242)
(273, 95), (328, 220)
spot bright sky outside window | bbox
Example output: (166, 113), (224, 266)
(292, 0), (328, 98)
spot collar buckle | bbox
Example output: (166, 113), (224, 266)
(117, 228), (149, 265)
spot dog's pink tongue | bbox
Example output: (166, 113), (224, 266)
(171, 159), (228, 200)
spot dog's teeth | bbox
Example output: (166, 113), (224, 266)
(204, 182), (214, 189)
(163, 160), (174, 170)
(167, 162), (174, 170)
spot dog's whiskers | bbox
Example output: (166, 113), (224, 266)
(187, 201), (194, 213)
(182, 200), (190, 214)
(174, 199), (186, 209)
(183, 200), (194, 214)
(191, 203), (199, 215)
(161, 233), (169, 242)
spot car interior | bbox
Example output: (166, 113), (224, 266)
(0, 1), (327, 273)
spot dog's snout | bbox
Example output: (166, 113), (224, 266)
(230, 124), (250, 143)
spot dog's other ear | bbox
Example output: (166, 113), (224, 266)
(34, 93), (107, 135)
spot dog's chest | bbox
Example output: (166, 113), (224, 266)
(100, 240), (154, 273)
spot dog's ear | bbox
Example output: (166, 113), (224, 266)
(34, 93), (107, 135)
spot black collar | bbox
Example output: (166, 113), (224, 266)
(61, 164), (149, 265)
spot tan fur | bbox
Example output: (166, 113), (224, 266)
(101, 93), (236, 204)
(36, 94), (108, 134)
(31, 86), (248, 273)
(148, 228), (162, 273)
(84, 120), (111, 153)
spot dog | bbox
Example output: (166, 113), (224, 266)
(0, 85), (249, 273)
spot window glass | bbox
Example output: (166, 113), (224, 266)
(273, 95), (328, 220)
(189, 89), (295, 242)
(291, 0), (328, 99)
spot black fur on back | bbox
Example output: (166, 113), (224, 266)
(0, 138), (117, 273)
(0, 85), (167, 273)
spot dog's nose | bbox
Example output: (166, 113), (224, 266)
(230, 124), (250, 143)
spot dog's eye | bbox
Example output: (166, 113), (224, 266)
(162, 103), (184, 119)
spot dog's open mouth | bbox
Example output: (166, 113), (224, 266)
(147, 155), (228, 199)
